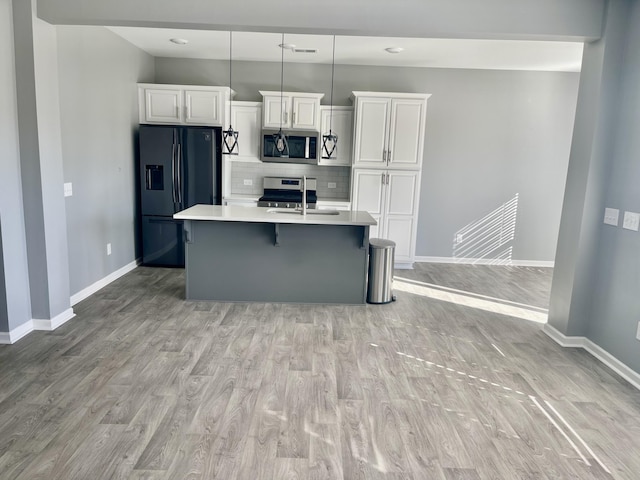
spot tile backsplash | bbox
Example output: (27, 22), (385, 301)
(230, 162), (351, 200)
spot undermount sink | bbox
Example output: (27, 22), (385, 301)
(267, 208), (340, 215)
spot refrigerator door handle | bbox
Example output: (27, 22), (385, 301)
(171, 142), (177, 204)
(177, 143), (183, 206)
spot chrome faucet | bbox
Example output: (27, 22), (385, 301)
(301, 175), (307, 216)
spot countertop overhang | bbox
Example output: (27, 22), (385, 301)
(174, 204), (376, 227)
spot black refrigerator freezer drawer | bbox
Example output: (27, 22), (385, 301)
(142, 216), (185, 267)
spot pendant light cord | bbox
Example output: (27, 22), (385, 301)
(229, 31), (233, 121)
(329, 35), (335, 134)
(280, 32), (285, 130)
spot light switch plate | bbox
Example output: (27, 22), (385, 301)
(604, 207), (619, 226)
(328, 182), (337, 189)
(64, 182), (73, 197)
(623, 211), (640, 231)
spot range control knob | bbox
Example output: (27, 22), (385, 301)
(286, 203), (291, 208)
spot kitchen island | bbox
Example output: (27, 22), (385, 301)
(174, 204), (377, 304)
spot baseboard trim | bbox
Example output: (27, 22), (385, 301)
(394, 262), (414, 270)
(542, 324), (640, 391)
(414, 256), (554, 267)
(33, 307), (76, 331)
(0, 320), (35, 344)
(70, 259), (139, 306)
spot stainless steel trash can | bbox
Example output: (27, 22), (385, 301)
(367, 238), (396, 304)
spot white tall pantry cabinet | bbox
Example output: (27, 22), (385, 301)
(351, 92), (430, 266)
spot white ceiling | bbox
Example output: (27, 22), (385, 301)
(107, 27), (584, 72)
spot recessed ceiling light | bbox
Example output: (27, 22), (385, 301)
(279, 43), (296, 50)
(385, 47), (404, 54)
(170, 38), (189, 45)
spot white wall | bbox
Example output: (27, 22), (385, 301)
(56, 26), (154, 295)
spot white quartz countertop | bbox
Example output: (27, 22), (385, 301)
(174, 204), (376, 226)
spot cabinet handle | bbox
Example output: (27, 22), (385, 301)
(382, 150), (386, 162)
(381, 173), (385, 185)
(387, 150), (391, 163)
(284, 110), (288, 124)
(292, 111), (296, 124)
(386, 173), (390, 184)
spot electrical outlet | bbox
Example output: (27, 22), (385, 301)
(603, 207), (619, 226)
(636, 322), (640, 341)
(328, 182), (337, 189)
(107, 243), (111, 256)
(623, 211), (640, 231)
(456, 233), (464, 243)
(243, 179), (253, 186)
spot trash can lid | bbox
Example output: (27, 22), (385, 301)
(369, 238), (396, 249)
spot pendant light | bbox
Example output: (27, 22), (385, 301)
(222, 31), (239, 155)
(322, 35), (338, 159)
(273, 33), (289, 157)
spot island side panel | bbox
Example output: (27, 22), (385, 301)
(184, 220), (368, 304)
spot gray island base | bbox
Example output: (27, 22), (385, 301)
(174, 205), (377, 304)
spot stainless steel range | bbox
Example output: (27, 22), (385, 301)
(257, 177), (317, 209)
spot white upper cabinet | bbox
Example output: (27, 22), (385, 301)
(143, 88), (182, 123)
(291, 96), (319, 129)
(259, 91), (324, 130)
(184, 89), (223, 125)
(225, 102), (262, 161)
(318, 106), (353, 166)
(353, 97), (389, 167)
(352, 92), (429, 169)
(139, 84), (233, 126)
(262, 95), (289, 128)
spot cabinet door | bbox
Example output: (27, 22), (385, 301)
(318, 107), (352, 166)
(291, 96), (318, 130)
(384, 216), (414, 261)
(385, 171), (418, 216)
(227, 104), (261, 159)
(387, 98), (426, 168)
(353, 97), (390, 167)
(353, 169), (386, 238)
(144, 88), (182, 123)
(263, 95), (290, 128)
(384, 171), (419, 262)
(184, 90), (223, 125)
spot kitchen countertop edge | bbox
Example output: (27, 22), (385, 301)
(174, 204), (376, 226)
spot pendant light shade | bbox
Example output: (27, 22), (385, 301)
(222, 31), (239, 155)
(322, 35), (338, 159)
(273, 32), (289, 157)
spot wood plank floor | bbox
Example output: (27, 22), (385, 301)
(1, 264), (639, 479)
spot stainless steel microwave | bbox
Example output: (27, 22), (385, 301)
(261, 129), (319, 164)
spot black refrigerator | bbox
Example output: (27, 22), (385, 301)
(139, 125), (221, 267)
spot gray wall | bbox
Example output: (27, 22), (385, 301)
(584, 0), (640, 372)
(56, 26), (154, 295)
(0, 0), (31, 331)
(156, 58), (578, 262)
(36, 0), (604, 41)
(11, 0), (72, 324)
